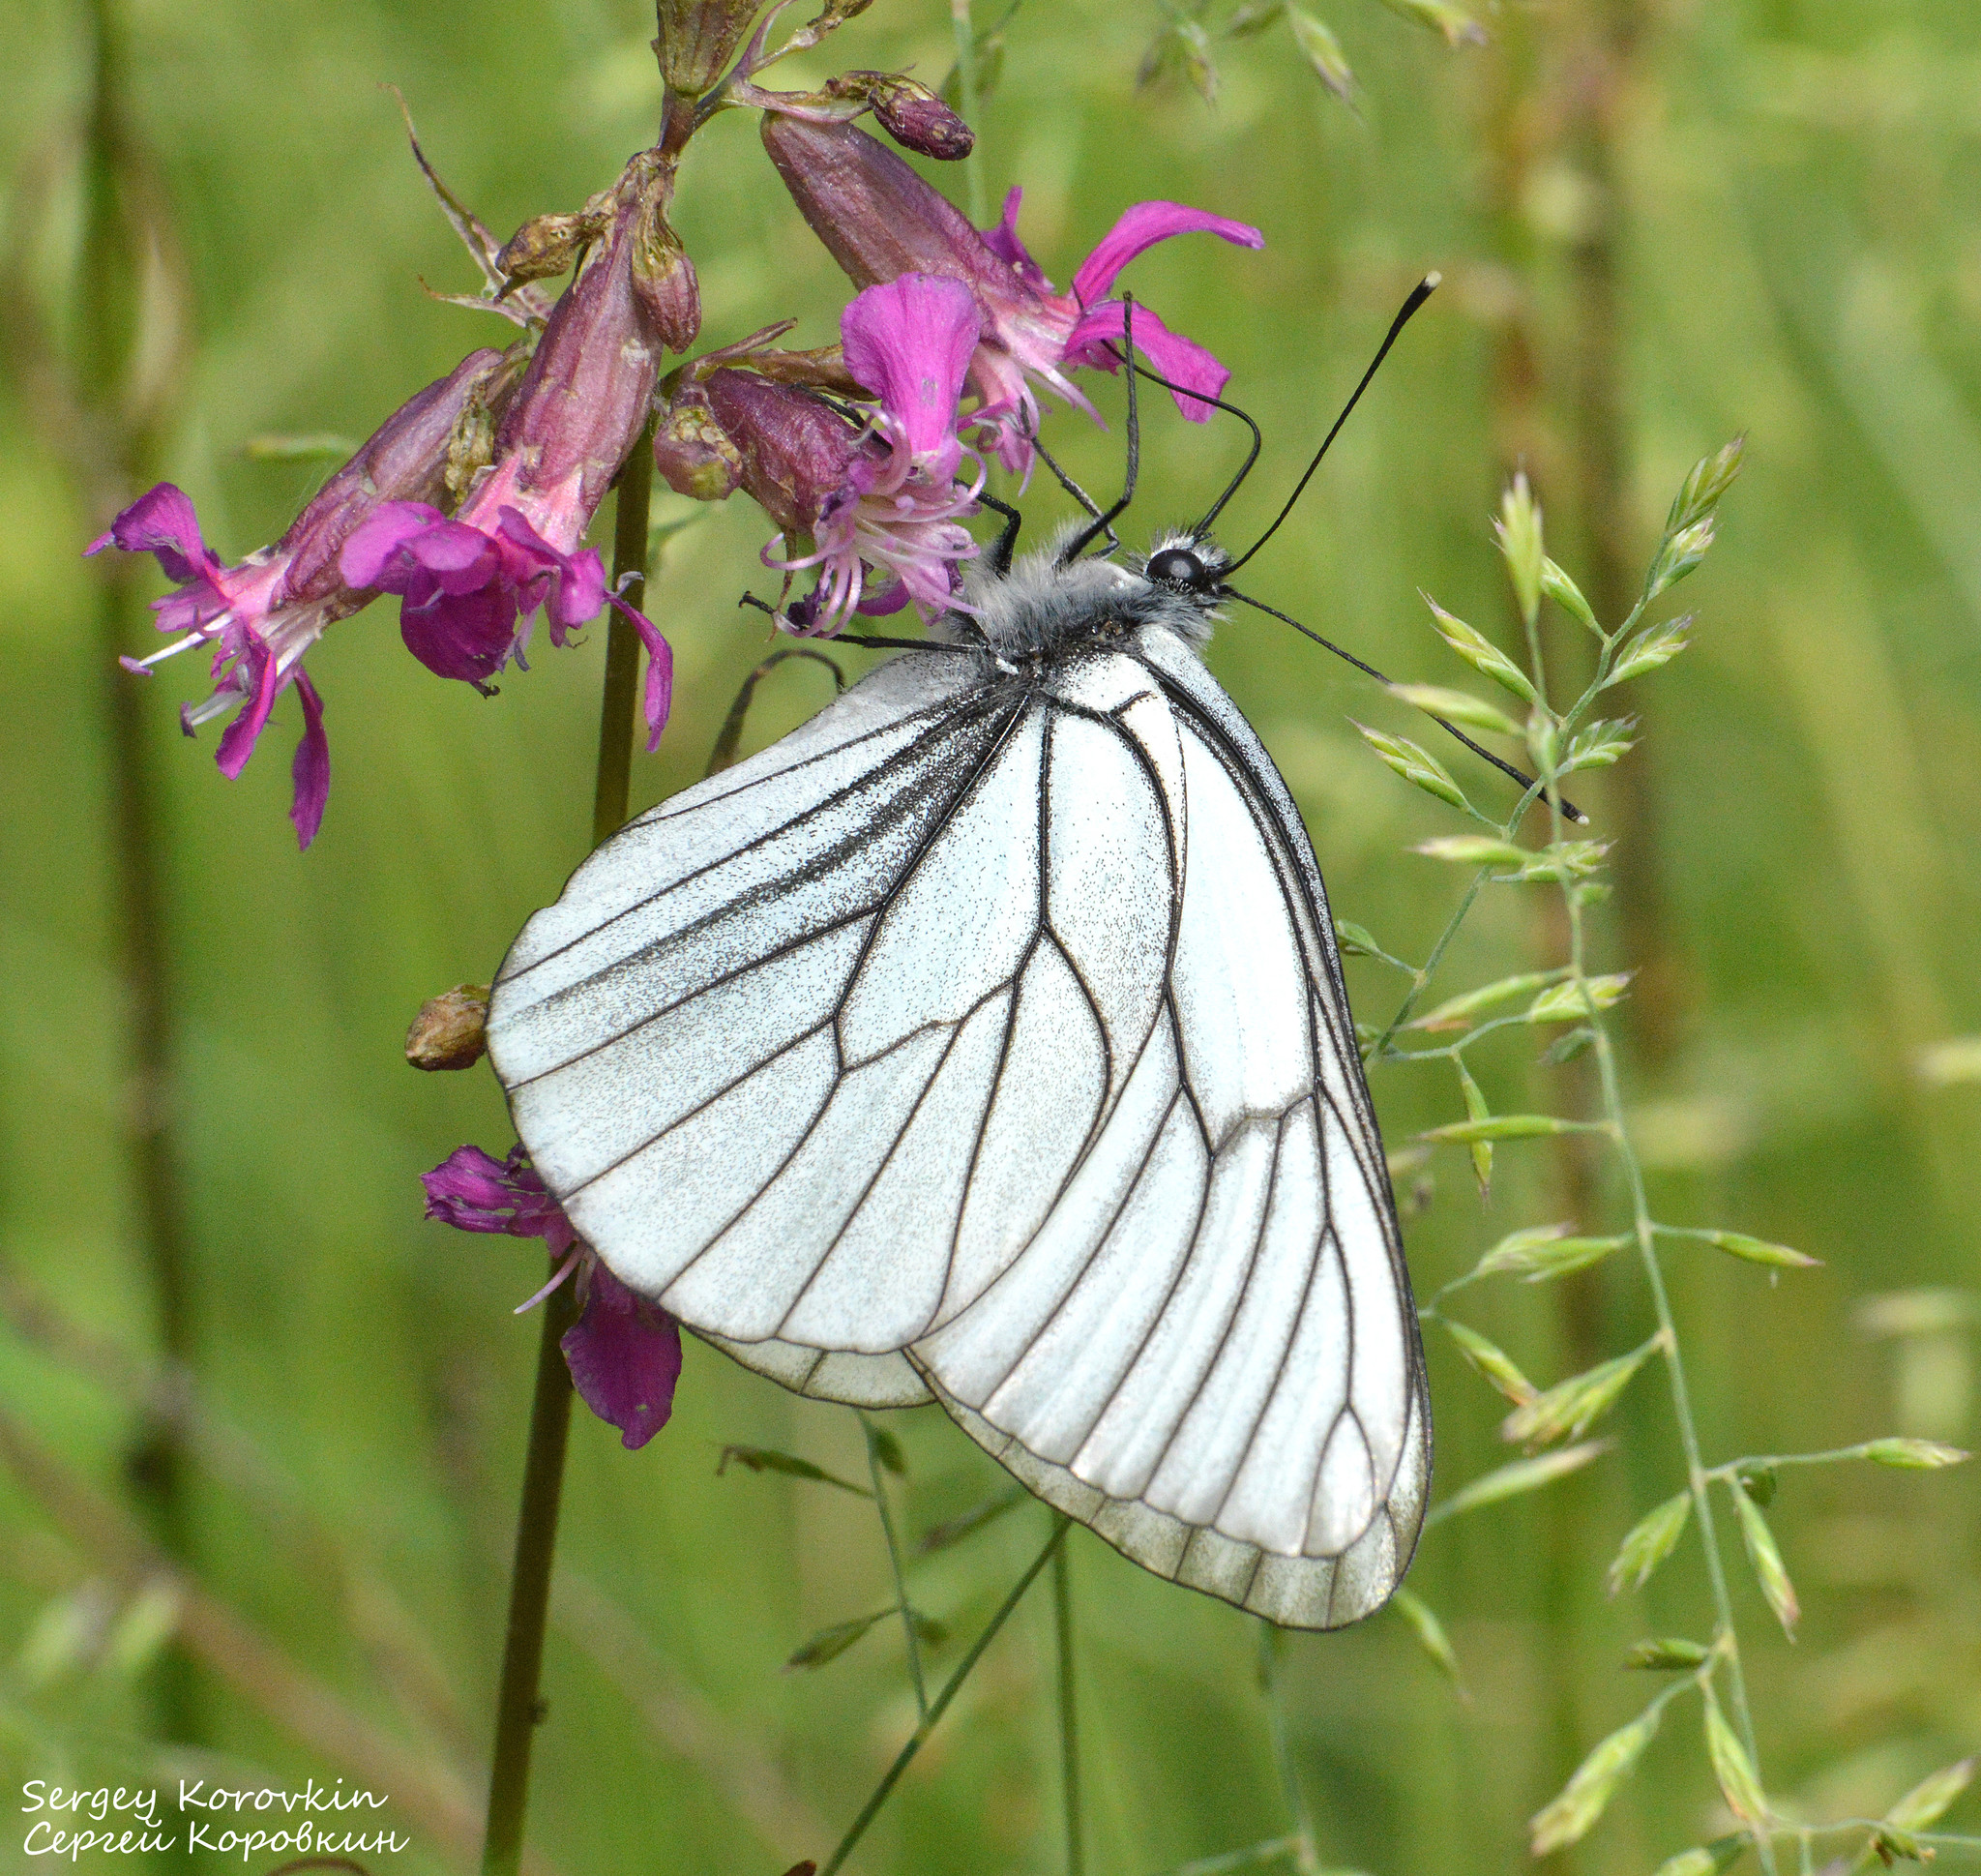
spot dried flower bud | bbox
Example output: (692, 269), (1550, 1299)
(655, 0), (765, 98)
(652, 383), (743, 502)
(632, 190), (702, 353)
(497, 203), (612, 288)
(827, 72), (974, 160)
(703, 368), (862, 535)
(406, 984), (490, 1071)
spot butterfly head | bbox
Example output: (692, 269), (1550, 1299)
(1139, 533), (1232, 599)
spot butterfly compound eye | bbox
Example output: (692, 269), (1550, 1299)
(1146, 546), (1208, 588)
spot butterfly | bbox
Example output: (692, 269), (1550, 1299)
(483, 292), (1486, 1630)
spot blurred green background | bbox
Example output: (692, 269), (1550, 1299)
(3, 0), (1979, 1870)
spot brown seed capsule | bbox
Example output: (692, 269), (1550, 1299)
(405, 985), (491, 1071)
(496, 203), (611, 288)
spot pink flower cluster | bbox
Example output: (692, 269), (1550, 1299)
(85, 55), (1266, 1458)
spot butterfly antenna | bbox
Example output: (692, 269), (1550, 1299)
(1223, 586), (1588, 822)
(1222, 273), (1440, 580)
(1061, 295), (1142, 562)
(1032, 435), (1108, 526)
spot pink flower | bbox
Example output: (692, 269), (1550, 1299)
(760, 116), (1262, 475)
(671, 275), (984, 638)
(340, 189), (675, 751)
(771, 274), (985, 634)
(88, 349), (506, 848)
(423, 1144), (682, 1451)
(974, 191), (1263, 469)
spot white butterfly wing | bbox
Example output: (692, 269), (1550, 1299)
(488, 627), (1429, 1627)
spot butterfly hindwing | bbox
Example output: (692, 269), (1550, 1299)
(488, 625), (1428, 1627)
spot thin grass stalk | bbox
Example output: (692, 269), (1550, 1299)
(861, 1413), (927, 1717)
(1053, 1535), (1082, 1876)
(947, 0), (988, 226)
(80, 0), (197, 1744)
(1582, 968), (1777, 1875)
(1366, 868), (1494, 1057)
(1548, 633), (1778, 1875)
(1257, 1626), (1321, 1876)
(819, 1516), (1068, 1876)
(481, 429), (656, 1876)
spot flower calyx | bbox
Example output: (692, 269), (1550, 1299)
(653, 0), (770, 100)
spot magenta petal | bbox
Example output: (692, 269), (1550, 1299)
(606, 590), (674, 751)
(1066, 299), (1232, 420)
(491, 506), (564, 573)
(561, 1265), (682, 1450)
(842, 274), (982, 478)
(153, 586), (230, 637)
(1070, 201), (1264, 308)
(338, 501), (449, 589)
(406, 521), (507, 594)
(982, 187), (1053, 293)
(423, 1143), (577, 1253)
(399, 584), (520, 685)
(212, 637), (281, 779)
(288, 670), (330, 850)
(550, 548), (607, 630)
(423, 1146), (522, 1219)
(88, 483), (216, 585)
(855, 579), (912, 616)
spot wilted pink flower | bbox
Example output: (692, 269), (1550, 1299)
(88, 349), (506, 848)
(423, 1144), (682, 1450)
(340, 190), (675, 750)
(760, 116), (1262, 474)
(676, 274), (984, 638)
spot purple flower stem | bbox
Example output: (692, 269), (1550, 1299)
(818, 1516), (1069, 1876)
(481, 417), (658, 1876)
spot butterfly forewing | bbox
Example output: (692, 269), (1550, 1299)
(488, 624), (1429, 1628)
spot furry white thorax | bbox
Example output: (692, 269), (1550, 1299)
(940, 526), (1223, 665)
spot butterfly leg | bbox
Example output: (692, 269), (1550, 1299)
(979, 491), (1023, 577)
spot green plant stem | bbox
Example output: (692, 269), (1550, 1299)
(1704, 1444), (1904, 1478)
(860, 1414), (927, 1718)
(480, 1279), (579, 1876)
(1257, 1625), (1321, 1876)
(1053, 1535), (1082, 1876)
(819, 1516), (1068, 1876)
(82, 0), (197, 1745)
(948, 0), (989, 226)
(592, 420), (655, 848)
(1567, 874), (1778, 1876)
(482, 431), (656, 1876)
(1147, 1838), (1302, 1876)
(1369, 868), (1495, 1057)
